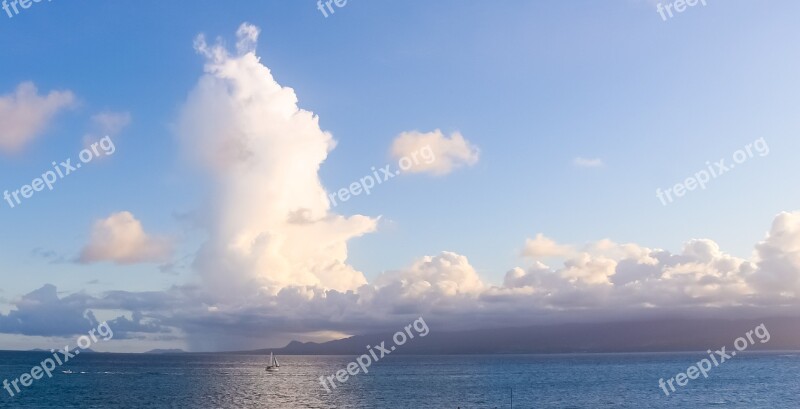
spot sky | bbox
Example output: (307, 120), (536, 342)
(1, 0), (800, 352)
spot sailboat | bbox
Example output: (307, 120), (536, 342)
(266, 352), (280, 372)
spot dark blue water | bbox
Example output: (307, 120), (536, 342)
(0, 351), (797, 408)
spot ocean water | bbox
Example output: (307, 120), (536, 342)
(0, 351), (798, 408)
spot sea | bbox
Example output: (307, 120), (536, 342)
(0, 351), (797, 408)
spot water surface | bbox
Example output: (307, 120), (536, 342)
(0, 351), (796, 408)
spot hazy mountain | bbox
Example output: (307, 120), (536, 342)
(144, 349), (187, 354)
(237, 317), (800, 355)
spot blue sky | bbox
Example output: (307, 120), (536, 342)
(1, 1), (800, 352)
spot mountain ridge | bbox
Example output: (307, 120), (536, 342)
(231, 317), (800, 355)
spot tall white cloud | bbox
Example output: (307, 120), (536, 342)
(79, 212), (173, 265)
(177, 23), (377, 299)
(390, 130), (480, 175)
(0, 82), (76, 153)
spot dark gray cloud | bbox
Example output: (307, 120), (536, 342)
(0, 285), (95, 337)
(0, 285), (170, 339)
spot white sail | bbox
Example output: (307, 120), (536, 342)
(266, 351), (280, 371)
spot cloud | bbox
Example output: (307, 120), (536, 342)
(0, 82), (76, 153)
(390, 130), (480, 175)
(0, 284), (172, 340)
(83, 111), (131, 153)
(177, 23), (377, 298)
(522, 233), (576, 259)
(750, 211), (800, 297)
(176, 210), (800, 349)
(91, 111), (131, 136)
(502, 236), (756, 308)
(572, 157), (604, 168)
(5, 210), (800, 351)
(373, 251), (485, 300)
(0, 285), (97, 337)
(79, 212), (173, 264)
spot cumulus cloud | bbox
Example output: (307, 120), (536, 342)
(0, 285), (97, 337)
(79, 212), (173, 264)
(390, 129), (480, 175)
(193, 211), (800, 344)
(572, 157), (604, 168)
(0, 284), (172, 341)
(370, 252), (485, 312)
(5, 211), (800, 351)
(160, 211), (800, 349)
(750, 211), (800, 297)
(0, 82), (76, 153)
(522, 233), (576, 259)
(502, 236), (758, 310)
(177, 23), (377, 298)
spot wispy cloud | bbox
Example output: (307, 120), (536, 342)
(0, 82), (76, 154)
(91, 111), (131, 134)
(83, 111), (131, 153)
(572, 156), (604, 168)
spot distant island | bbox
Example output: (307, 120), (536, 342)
(144, 349), (187, 354)
(29, 348), (99, 354)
